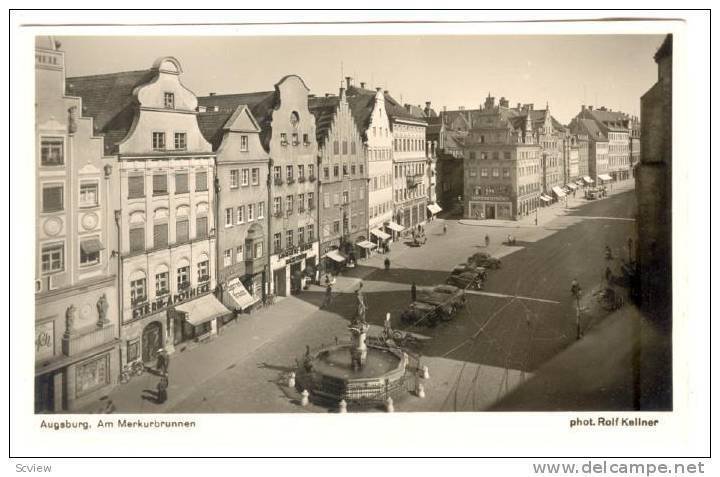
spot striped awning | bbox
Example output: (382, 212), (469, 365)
(326, 250), (346, 263)
(356, 240), (377, 249)
(598, 174), (613, 181)
(386, 222), (405, 232)
(565, 183), (578, 190)
(427, 203), (442, 215)
(583, 176), (594, 184)
(552, 186), (566, 198)
(371, 228), (391, 240)
(176, 294), (231, 326)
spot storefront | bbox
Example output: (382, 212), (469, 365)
(370, 228), (391, 251)
(582, 176), (595, 186)
(467, 199), (513, 220)
(551, 186), (567, 202)
(598, 173), (614, 183)
(269, 241), (319, 298)
(356, 239), (377, 259)
(223, 277), (261, 315)
(173, 293), (231, 341)
(323, 249), (347, 275)
(539, 194), (552, 206)
(385, 221), (405, 241)
(427, 203), (442, 220)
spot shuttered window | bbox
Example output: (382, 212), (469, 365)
(128, 175), (145, 199)
(129, 227), (145, 252)
(175, 173), (188, 193)
(153, 174), (168, 195)
(196, 217), (208, 239)
(153, 223), (168, 248)
(195, 171), (208, 191)
(42, 185), (63, 213)
(176, 218), (189, 243)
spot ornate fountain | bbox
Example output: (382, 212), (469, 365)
(295, 288), (413, 409)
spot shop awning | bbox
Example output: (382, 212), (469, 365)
(539, 195), (552, 203)
(598, 174), (614, 181)
(583, 176), (594, 184)
(176, 294), (231, 327)
(370, 228), (391, 240)
(552, 186), (566, 198)
(326, 250), (346, 263)
(224, 278), (260, 311)
(427, 203), (443, 215)
(80, 238), (105, 254)
(576, 180), (585, 186)
(565, 183), (578, 190)
(386, 222), (405, 232)
(356, 240), (377, 250)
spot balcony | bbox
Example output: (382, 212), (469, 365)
(62, 322), (115, 357)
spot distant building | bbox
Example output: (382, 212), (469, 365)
(68, 57), (227, 370)
(346, 80), (394, 247)
(199, 76), (320, 298)
(197, 103), (270, 313)
(428, 114), (466, 215)
(569, 115), (610, 185)
(35, 37), (120, 412)
(309, 87), (369, 269)
(462, 94), (542, 221)
(636, 34), (672, 326)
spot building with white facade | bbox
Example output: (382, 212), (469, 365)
(68, 57), (228, 370)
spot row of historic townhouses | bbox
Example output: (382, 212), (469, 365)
(575, 133), (590, 181)
(425, 140), (440, 220)
(35, 37), (120, 412)
(389, 101), (429, 237)
(68, 57), (228, 372)
(430, 117), (466, 216)
(629, 119), (641, 178)
(197, 104), (270, 317)
(569, 116), (610, 186)
(345, 80), (394, 249)
(310, 87), (369, 272)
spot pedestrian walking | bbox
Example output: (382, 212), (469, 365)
(443, 223), (447, 235)
(571, 278), (582, 299)
(155, 349), (166, 374)
(384, 257), (391, 271)
(485, 234), (490, 247)
(321, 284), (332, 309)
(156, 375), (168, 404)
(411, 282), (417, 302)
(162, 350), (170, 375)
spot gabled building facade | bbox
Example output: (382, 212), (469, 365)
(35, 37), (120, 412)
(68, 57), (227, 371)
(310, 87), (369, 269)
(198, 104), (270, 313)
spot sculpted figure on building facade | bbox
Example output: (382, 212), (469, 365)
(64, 305), (77, 335)
(96, 293), (109, 326)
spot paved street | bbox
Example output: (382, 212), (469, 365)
(81, 180), (636, 414)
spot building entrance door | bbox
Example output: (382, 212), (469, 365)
(141, 321), (162, 363)
(273, 267), (287, 297)
(486, 204), (496, 219)
(34, 373), (55, 413)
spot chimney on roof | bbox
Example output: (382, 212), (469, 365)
(360, 82), (366, 89)
(600, 106), (607, 111)
(345, 76), (353, 89)
(383, 90), (389, 96)
(339, 87), (345, 99)
(209, 92), (216, 96)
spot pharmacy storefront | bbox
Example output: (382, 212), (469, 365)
(270, 241), (319, 297)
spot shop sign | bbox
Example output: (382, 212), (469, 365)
(75, 354), (109, 397)
(278, 242), (314, 260)
(286, 253), (307, 265)
(35, 320), (54, 361)
(131, 283), (212, 321)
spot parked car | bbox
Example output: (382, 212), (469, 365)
(446, 271), (484, 290)
(430, 284), (466, 308)
(468, 252), (501, 269)
(400, 301), (446, 326)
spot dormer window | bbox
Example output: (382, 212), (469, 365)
(280, 133), (288, 146)
(290, 111), (300, 127)
(164, 92), (175, 109)
(152, 132), (166, 151)
(240, 135), (248, 152)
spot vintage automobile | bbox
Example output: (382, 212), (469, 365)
(468, 252), (502, 269)
(446, 270), (484, 290)
(400, 300), (447, 326)
(428, 284), (466, 308)
(401, 285), (465, 326)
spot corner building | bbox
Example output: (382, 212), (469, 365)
(35, 37), (120, 412)
(68, 57), (227, 370)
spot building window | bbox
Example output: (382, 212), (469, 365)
(481, 168), (488, 177)
(240, 135), (248, 152)
(196, 216), (208, 238)
(258, 201), (265, 219)
(308, 164), (314, 178)
(254, 242), (263, 259)
(153, 174), (168, 195)
(164, 92), (175, 109)
(298, 227), (305, 244)
(79, 238), (102, 266)
(195, 171), (208, 191)
(175, 173), (188, 193)
(286, 195), (294, 214)
(251, 168), (259, 185)
(225, 208), (233, 227)
(359, 164), (364, 175)
(176, 218), (189, 243)
(174, 133), (187, 150)
(156, 272), (169, 295)
(280, 133), (288, 145)
(152, 132), (166, 151)
(237, 206), (244, 224)
(286, 229), (294, 247)
(292, 133), (299, 146)
(177, 266), (190, 290)
(492, 168), (499, 177)
(129, 227), (145, 252)
(308, 192), (314, 210)
(503, 168), (510, 177)
(286, 165), (294, 182)
(333, 221), (340, 234)
(40, 138), (64, 166)
(343, 191), (349, 204)
(351, 142), (356, 155)
(333, 141), (340, 154)
(333, 165), (339, 177)
(273, 197), (282, 215)
(79, 182), (98, 208)
(307, 224), (314, 242)
(224, 249), (232, 267)
(153, 223), (168, 248)
(247, 203), (254, 221)
(298, 164), (305, 179)
(42, 184), (63, 213)
(236, 245), (244, 262)
(333, 193), (339, 206)
(343, 164), (349, 176)
(230, 170), (239, 188)
(241, 169), (250, 186)
(273, 233), (281, 253)
(130, 277), (146, 303)
(324, 167), (330, 180)
(342, 141), (348, 155)
(41, 243), (64, 274)
(303, 133), (309, 145)
(351, 164), (356, 175)
(128, 175), (145, 199)
(323, 192), (330, 209)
